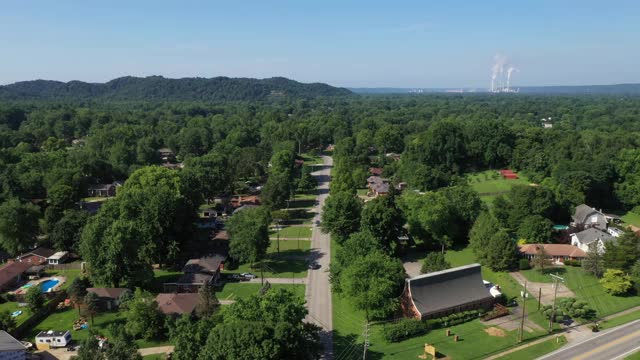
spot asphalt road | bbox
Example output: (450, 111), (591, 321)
(538, 319), (640, 360)
(305, 155), (334, 360)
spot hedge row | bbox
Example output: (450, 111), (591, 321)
(427, 309), (485, 329)
(382, 319), (429, 343)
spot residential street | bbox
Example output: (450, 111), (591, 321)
(537, 319), (640, 360)
(305, 155), (334, 359)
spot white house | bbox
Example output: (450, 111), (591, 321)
(0, 330), (27, 360)
(47, 251), (69, 265)
(570, 227), (615, 253)
(35, 330), (71, 350)
(571, 204), (607, 230)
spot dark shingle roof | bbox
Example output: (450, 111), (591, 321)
(573, 228), (614, 245)
(407, 263), (493, 318)
(572, 204), (602, 225)
(155, 293), (200, 315)
(182, 255), (225, 274)
(23, 247), (56, 259)
(86, 288), (129, 300)
(0, 330), (27, 351)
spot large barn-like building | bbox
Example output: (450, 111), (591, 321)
(401, 264), (495, 320)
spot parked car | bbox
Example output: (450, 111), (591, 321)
(308, 261), (321, 270)
(241, 273), (257, 279)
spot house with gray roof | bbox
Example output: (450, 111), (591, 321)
(570, 227), (615, 253)
(0, 330), (27, 359)
(400, 263), (495, 320)
(571, 204), (607, 231)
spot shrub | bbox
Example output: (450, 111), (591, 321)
(382, 319), (430, 343)
(519, 259), (531, 270)
(564, 259), (581, 267)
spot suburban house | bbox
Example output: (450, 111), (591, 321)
(570, 227), (615, 253)
(35, 330), (72, 350)
(161, 162), (184, 170)
(87, 183), (117, 198)
(386, 152), (401, 161)
(369, 167), (383, 176)
(229, 195), (261, 209)
(25, 265), (45, 279)
(17, 247), (56, 265)
(155, 293), (200, 316)
(158, 148), (175, 162)
(367, 176), (390, 197)
(164, 255), (225, 293)
(0, 261), (31, 292)
(571, 204), (607, 231)
(400, 264), (495, 320)
(86, 288), (130, 310)
(0, 330), (27, 359)
(518, 244), (587, 264)
(47, 251), (69, 265)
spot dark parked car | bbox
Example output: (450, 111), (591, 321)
(308, 261), (321, 270)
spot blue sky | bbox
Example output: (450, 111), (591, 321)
(1, 1), (638, 87)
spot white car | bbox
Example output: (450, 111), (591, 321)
(241, 273), (257, 279)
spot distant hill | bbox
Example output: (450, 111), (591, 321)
(351, 83), (640, 95)
(0, 76), (353, 101)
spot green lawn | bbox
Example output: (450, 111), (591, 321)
(495, 335), (567, 360)
(231, 258), (308, 278)
(216, 283), (305, 301)
(24, 307), (168, 348)
(269, 225), (313, 239)
(48, 269), (82, 290)
(0, 302), (29, 326)
(287, 198), (316, 209)
(267, 239), (310, 256)
(142, 355), (164, 360)
(519, 266), (640, 317)
(626, 350), (640, 360)
(81, 197), (109, 202)
(356, 188), (369, 197)
(600, 309), (640, 329)
(467, 170), (531, 193)
(622, 211), (640, 227)
(301, 153), (324, 165)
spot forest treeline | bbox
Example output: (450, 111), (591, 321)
(1, 94), (640, 261)
(0, 76), (352, 101)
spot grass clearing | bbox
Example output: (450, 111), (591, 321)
(495, 335), (567, 360)
(600, 309), (640, 329)
(520, 266), (640, 317)
(231, 258), (308, 278)
(151, 269), (183, 293)
(622, 211), (640, 227)
(216, 283), (305, 301)
(269, 225), (312, 239)
(24, 307), (168, 348)
(267, 239), (310, 256)
(301, 153), (323, 165)
(467, 170), (531, 206)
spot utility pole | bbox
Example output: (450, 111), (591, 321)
(538, 288), (542, 310)
(519, 281), (527, 343)
(548, 274), (565, 333)
(363, 322), (370, 360)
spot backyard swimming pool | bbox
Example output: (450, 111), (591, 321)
(40, 279), (59, 293)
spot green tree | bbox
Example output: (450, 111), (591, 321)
(0, 310), (17, 333)
(84, 292), (99, 325)
(518, 215), (554, 244)
(199, 321), (278, 360)
(603, 231), (640, 271)
(600, 269), (633, 295)
(532, 245), (548, 272)
(421, 252), (451, 274)
(195, 283), (219, 318)
(321, 192), (362, 244)
(125, 289), (165, 340)
(171, 315), (217, 360)
(331, 231), (386, 292)
(360, 195), (404, 253)
(469, 211), (501, 264)
(105, 324), (143, 360)
(50, 209), (90, 252)
(227, 207), (271, 267)
(583, 242), (605, 277)
(341, 252), (405, 321)
(485, 230), (518, 272)
(72, 333), (103, 360)
(26, 285), (44, 313)
(68, 277), (91, 316)
(0, 198), (40, 255)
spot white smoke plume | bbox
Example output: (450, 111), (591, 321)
(490, 54), (518, 92)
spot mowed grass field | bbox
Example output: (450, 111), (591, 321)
(622, 211), (640, 227)
(467, 170), (532, 206)
(520, 266), (640, 317)
(495, 335), (567, 360)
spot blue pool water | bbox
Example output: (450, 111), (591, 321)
(40, 279), (59, 293)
